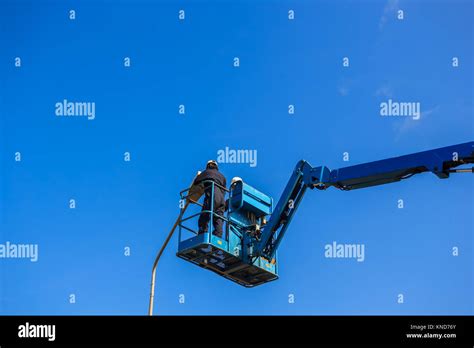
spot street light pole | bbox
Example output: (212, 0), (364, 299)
(148, 201), (190, 316)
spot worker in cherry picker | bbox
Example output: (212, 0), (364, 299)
(193, 160), (227, 238)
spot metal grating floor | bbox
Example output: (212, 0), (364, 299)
(177, 243), (278, 287)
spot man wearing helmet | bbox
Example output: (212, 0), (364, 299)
(193, 160), (227, 238)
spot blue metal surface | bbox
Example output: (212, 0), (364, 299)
(328, 141), (474, 190)
(176, 142), (473, 284)
(256, 141), (474, 259)
(176, 179), (278, 287)
(178, 232), (228, 254)
(230, 181), (273, 217)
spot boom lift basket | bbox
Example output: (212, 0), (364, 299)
(176, 180), (278, 287)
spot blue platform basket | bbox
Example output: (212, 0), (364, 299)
(176, 180), (278, 287)
(177, 232), (278, 287)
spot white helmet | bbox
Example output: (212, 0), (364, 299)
(206, 160), (218, 169)
(231, 177), (243, 185)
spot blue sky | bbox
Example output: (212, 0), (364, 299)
(0, 0), (472, 315)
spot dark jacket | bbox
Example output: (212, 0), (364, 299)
(193, 168), (227, 208)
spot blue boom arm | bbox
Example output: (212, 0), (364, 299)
(256, 141), (474, 259)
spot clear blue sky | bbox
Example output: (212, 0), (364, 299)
(0, 0), (472, 315)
